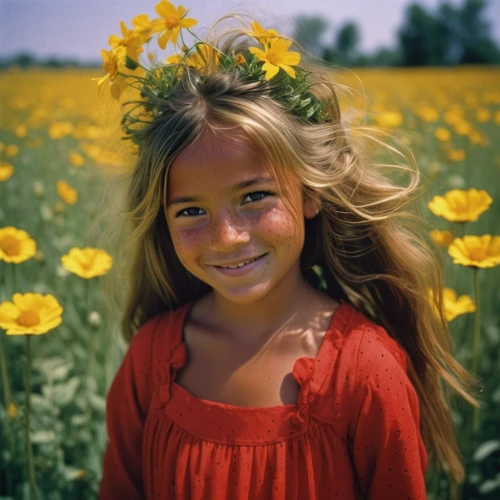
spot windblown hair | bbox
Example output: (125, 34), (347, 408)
(108, 16), (478, 484)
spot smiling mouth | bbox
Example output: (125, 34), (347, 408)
(213, 253), (267, 269)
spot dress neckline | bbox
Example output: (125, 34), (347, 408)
(171, 299), (350, 411)
(152, 299), (354, 445)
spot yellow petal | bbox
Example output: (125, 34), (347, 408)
(262, 61), (279, 80)
(155, 0), (176, 18)
(279, 51), (300, 66)
(278, 64), (296, 78)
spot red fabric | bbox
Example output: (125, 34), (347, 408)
(100, 301), (428, 499)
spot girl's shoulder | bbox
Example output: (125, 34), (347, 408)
(339, 302), (409, 377)
(127, 303), (190, 360)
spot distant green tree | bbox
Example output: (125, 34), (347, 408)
(292, 15), (330, 58)
(398, 4), (444, 65)
(457, 0), (500, 63)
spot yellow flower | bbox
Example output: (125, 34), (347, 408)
(151, 1), (198, 49)
(131, 13), (155, 39)
(430, 229), (455, 247)
(442, 288), (476, 322)
(61, 247), (113, 279)
(234, 53), (246, 65)
(249, 37), (300, 80)
(427, 189), (492, 222)
(448, 235), (500, 268)
(92, 47), (127, 100)
(0, 293), (63, 335)
(5, 144), (19, 158)
(434, 127), (451, 142)
(109, 20), (144, 62)
(375, 111), (403, 128)
(447, 149), (466, 162)
(247, 21), (279, 44)
(8, 402), (18, 418)
(475, 107), (490, 123)
(56, 180), (78, 205)
(69, 151), (85, 167)
(0, 162), (14, 181)
(185, 43), (221, 72)
(15, 125), (28, 138)
(429, 288), (476, 322)
(48, 122), (74, 140)
(455, 121), (472, 136)
(0, 227), (36, 264)
(416, 106), (439, 122)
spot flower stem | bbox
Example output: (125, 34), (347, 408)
(25, 335), (37, 499)
(0, 331), (15, 457)
(471, 267), (481, 434)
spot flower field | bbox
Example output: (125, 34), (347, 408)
(0, 65), (499, 499)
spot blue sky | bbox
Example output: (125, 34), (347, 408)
(1, 0), (499, 62)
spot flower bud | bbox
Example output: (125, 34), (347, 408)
(88, 311), (102, 328)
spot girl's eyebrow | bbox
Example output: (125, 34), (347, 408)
(167, 176), (276, 207)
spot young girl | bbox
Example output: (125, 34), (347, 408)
(98, 6), (477, 499)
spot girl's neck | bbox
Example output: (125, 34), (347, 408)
(201, 267), (315, 347)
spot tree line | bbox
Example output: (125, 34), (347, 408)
(1, 0), (498, 69)
(293, 0), (499, 66)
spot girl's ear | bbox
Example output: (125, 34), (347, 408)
(303, 192), (321, 219)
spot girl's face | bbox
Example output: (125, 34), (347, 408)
(164, 128), (318, 304)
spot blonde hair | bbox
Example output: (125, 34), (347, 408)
(104, 16), (478, 485)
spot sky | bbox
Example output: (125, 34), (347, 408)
(1, 0), (499, 63)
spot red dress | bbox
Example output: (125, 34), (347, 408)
(99, 300), (428, 499)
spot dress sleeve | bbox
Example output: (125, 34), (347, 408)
(348, 326), (428, 500)
(99, 316), (160, 500)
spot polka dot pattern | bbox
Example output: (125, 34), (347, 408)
(100, 302), (428, 499)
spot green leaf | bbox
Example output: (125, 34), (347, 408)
(31, 430), (56, 444)
(473, 440), (500, 461)
(125, 56), (139, 71)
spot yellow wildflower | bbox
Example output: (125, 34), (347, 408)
(109, 20), (144, 63)
(455, 121), (471, 136)
(131, 14), (155, 39)
(448, 235), (500, 268)
(69, 151), (85, 167)
(416, 106), (439, 122)
(375, 111), (403, 128)
(56, 180), (78, 205)
(235, 53), (246, 65)
(15, 125), (28, 138)
(434, 127), (451, 142)
(429, 288), (476, 322)
(442, 288), (476, 322)
(247, 21), (279, 45)
(0, 162), (14, 181)
(150, 1), (198, 49)
(430, 229), (455, 248)
(48, 122), (74, 140)
(428, 188), (492, 222)
(61, 247), (113, 279)
(92, 47), (127, 100)
(475, 107), (490, 123)
(8, 402), (18, 418)
(5, 144), (19, 158)
(0, 293), (63, 335)
(249, 37), (300, 80)
(186, 43), (220, 72)
(0, 227), (36, 264)
(447, 149), (466, 162)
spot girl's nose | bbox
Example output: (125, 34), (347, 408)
(210, 213), (250, 251)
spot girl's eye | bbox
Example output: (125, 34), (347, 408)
(174, 191), (273, 218)
(243, 191), (274, 203)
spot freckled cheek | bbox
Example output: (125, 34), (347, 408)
(169, 227), (206, 260)
(257, 209), (304, 247)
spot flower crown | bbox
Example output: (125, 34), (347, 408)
(94, 1), (330, 146)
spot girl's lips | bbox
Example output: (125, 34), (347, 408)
(211, 253), (268, 277)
